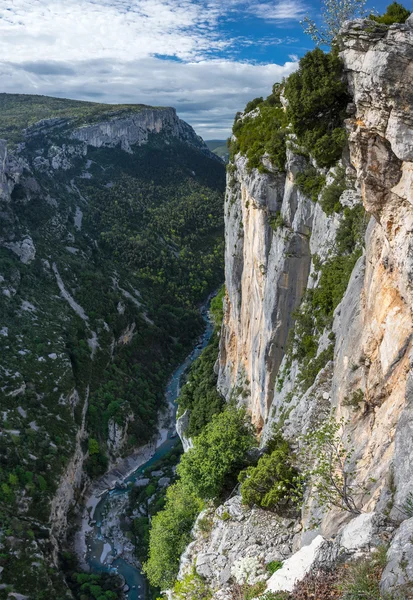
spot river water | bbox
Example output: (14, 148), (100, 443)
(85, 302), (215, 599)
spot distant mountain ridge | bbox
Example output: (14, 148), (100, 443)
(0, 93), (225, 597)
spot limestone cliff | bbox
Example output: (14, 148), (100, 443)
(210, 16), (413, 598)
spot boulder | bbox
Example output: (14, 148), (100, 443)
(381, 517), (413, 596)
(266, 535), (326, 593)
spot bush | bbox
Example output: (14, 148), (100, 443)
(177, 406), (256, 500)
(244, 97), (264, 113)
(335, 205), (367, 255)
(311, 252), (361, 324)
(239, 435), (300, 510)
(177, 332), (225, 437)
(143, 482), (204, 589)
(295, 166), (326, 202)
(370, 2), (411, 24)
(231, 92), (288, 172)
(297, 343), (335, 391)
(319, 165), (347, 215)
(210, 285), (225, 326)
(172, 570), (212, 600)
(284, 48), (349, 168)
(300, 415), (366, 515)
(267, 561), (283, 575)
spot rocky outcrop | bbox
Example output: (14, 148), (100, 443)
(218, 153), (315, 429)
(176, 409), (194, 451)
(213, 15), (413, 598)
(381, 516), (413, 596)
(70, 107), (207, 154)
(178, 496), (301, 592)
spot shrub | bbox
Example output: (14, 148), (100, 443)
(244, 98), (265, 113)
(177, 332), (225, 437)
(343, 389), (365, 410)
(311, 252), (361, 324)
(210, 285), (225, 326)
(172, 570), (212, 600)
(284, 48), (349, 168)
(239, 435), (300, 510)
(269, 212), (285, 231)
(295, 166), (326, 202)
(143, 482), (204, 589)
(298, 343), (334, 391)
(177, 406), (256, 500)
(319, 165), (347, 215)
(370, 2), (411, 24)
(231, 94), (288, 172)
(266, 561), (283, 575)
(335, 205), (367, 255)
(300, 415), (367, 515)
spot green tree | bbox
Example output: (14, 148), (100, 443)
(370, 2), (411, 24)
(300, 415), (368, 515)
(239, 436), (300, 510)
(301, 0), (369, 45)
(88, 438), (100, 455)
(143, 482), (204, 589)
(177, 406), (256, 500)
(284, 48), (349, 168)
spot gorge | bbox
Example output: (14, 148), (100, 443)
(2, 9), (413, 600)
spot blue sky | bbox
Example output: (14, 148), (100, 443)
(0, 0), (408, 138)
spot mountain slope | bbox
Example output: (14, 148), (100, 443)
(0, 94), (225, 598)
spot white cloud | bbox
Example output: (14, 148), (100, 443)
(250, 0), (309, 21)
(0, 0), (300, 137)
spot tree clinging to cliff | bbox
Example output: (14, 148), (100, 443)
(301, 0), (368, 45)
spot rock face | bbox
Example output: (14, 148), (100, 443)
(381, 516), (413, 596)
(211, 16), (413, 598)
(178, 496), (300, 591)
(218, 153), (314, 429)
(69, 107), (207, 154)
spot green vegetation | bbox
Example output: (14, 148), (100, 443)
(61, 553), (124, 600)
(269, 212), (285, 231)
(0, 95), (225, 597)
(284, 48), (349, 168)
(0, 93), (161, 144)
(171, 570), (212, 600)
(267, 561), (283, 575)
(177, 285), (226, 437)
(230, 84), (288, 172)
(343, 389), (365, 410)
(295, 167), (326, 202)
(338, 546), (389, 600)
(177, 406), (256, 500)
(143, 482), (204, 589)
(144, 407), (256, 589)
(281, 203), (366, 392)
(239, 435), (300, 511)
(123, 444), (183, 568)
(320, 165), (347, 215)
(300, 415), (366, 515)
(370, 2), (411, 24)
(177, 333), (225, 436)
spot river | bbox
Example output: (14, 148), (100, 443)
(83, 300), (215, 599)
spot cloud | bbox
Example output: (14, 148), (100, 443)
(0, 0), (301, 137)
(250, 0), (309, 21)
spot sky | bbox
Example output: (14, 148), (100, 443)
(0, 0), (402, 138)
